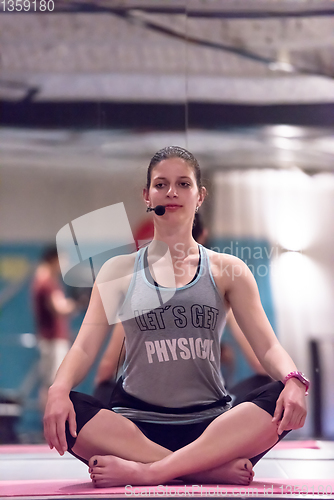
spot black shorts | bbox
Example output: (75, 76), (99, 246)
(66, 380), (285, 464)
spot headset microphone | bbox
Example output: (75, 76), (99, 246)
(146, 205), (166, 216)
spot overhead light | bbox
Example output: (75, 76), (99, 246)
(268, 61), (295, 73)
(268, 125), (306, 138)
(268, 48), (295, 73)
(271, 137), (302, 151)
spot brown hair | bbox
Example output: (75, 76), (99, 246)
(146, 146), (202, 191)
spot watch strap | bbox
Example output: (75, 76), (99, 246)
(283, 371), (310, 395)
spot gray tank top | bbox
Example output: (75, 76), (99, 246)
(117, 244), (229, 423)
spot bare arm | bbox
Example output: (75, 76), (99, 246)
(49, 284), (113, 393)
(95, 322), (126, 386)
(49, 289), (76, 316)
(226, 310), (268, 375)
(215, 254), (307, 434)
(220, 256), (294, 379)
(44, 254), (134, 454)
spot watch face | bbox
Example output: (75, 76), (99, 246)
(296, 373), (310, 394)
(300, 373), (309, 384)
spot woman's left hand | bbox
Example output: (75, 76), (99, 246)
(272, 379), (307, 435)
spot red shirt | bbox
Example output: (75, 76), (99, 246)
(32, 275), (69, 340)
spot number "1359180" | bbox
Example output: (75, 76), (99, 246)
(2, 0), (54, 11)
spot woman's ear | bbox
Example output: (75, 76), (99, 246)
(197, 186), (207, 207)
(143, 187), (150, 206)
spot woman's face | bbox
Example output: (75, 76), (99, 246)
(144, 157), (205, 218)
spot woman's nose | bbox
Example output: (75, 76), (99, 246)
(167, 184), (178, 197)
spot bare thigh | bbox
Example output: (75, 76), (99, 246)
(72, 409), (172, 463)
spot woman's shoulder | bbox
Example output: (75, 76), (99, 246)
(204, 246), (246, 267)
(96, 250), (139, 285)
(204, 247), (250, 283)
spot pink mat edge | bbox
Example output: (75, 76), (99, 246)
(275, 439), (320, 449)
(0, 444), (57, 454)
(1, 478), (334, 497)
(0, 440), (320, 455)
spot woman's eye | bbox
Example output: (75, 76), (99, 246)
(154, 182), (190, 188)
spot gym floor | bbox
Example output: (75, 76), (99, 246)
(1, 440), (334, 499)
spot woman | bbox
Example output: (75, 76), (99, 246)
(44, 146), (308, 488)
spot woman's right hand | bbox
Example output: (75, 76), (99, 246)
(43, 387), (77, 455)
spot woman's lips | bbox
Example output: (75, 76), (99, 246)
(165, 205), (182, 210)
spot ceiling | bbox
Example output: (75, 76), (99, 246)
(1, 0), (334, 103)
(1, 1), (334, 173)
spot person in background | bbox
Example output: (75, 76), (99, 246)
(32, 246), (76, 411)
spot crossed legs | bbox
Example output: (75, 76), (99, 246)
(71, 402), (279, 487)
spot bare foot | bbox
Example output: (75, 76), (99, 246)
(89, 455), (254, 488)
(89, 455), (149, 488)
(182, 458), (254, 485)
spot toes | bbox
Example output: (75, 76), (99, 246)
(89, 456), (99, 468)
(243, 459), (253, 472)
(239, 459), (254, 485)
(89, 455), (107, 471)
(91, 474), (106, 488)
(93, 478), (108, 488)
